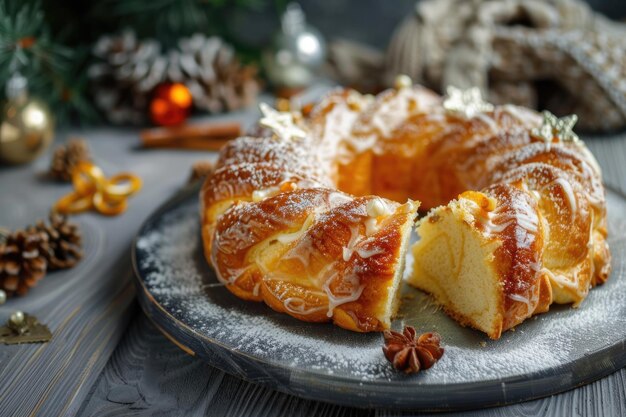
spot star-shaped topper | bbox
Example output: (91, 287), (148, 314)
(443, 86), (494, 119)
(259, 103), (307, 141)
(531, 111), (580, 148)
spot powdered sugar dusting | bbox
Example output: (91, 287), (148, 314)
(135, 189), (626, 385)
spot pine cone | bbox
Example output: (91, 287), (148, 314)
(36, 213), (82, 270)
(176, 34), (260, 113)
(89, 31), (260, 125)
(89, 31), (158, 125)
(49, 139), (92, 182)
(0, 229), (49, 297)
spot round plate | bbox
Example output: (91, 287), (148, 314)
(133, 183), (626, 411)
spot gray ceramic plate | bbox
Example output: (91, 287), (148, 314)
(132, 183), (626, 411)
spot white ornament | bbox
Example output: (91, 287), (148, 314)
(259, 103), (307, 141)
(443, 86), (494, 119)
(9, 311), (24, 326)
(531, 111), (580, 149)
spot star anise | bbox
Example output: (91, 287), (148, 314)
(382, 326), (444, 374)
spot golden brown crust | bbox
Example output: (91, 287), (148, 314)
(209, 187), (417, 331)
(200, 83), (610, 336)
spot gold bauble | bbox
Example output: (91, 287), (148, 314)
(0, 96), (54, 164)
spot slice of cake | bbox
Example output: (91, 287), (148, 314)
(409, 184), (552, 339)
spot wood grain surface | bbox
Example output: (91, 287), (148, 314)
(76, 313), (626, 417)
(2, 93), (625, 416)
(0, 117), (243, 417)
(76, 130), (626, 417)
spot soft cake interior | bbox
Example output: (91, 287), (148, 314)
(408, 204), (504, 339)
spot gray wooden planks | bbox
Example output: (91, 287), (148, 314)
(2, 101), (624, 416)
(76, 130), (626, 416)
(77, 313), (626, 417)
(0, 123), (234, 417)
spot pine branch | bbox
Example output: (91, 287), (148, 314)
(0, 0), (98, 125)
(94, 0), (271, 48)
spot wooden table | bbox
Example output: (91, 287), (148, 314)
(1, 101), (625, 417)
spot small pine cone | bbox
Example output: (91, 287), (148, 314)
(89, 31), (260, 125)
(89, 31), (161, 125)
(188, 160), (215, 184)
(176, 34), (260, 113)
(36, 213), (83, 270)
(49, 139), (92, 181)
(0, 229), (49, 297)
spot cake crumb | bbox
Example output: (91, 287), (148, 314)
(480, 341), (487, 348)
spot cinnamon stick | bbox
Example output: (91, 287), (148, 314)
(140, 121), (241, 150)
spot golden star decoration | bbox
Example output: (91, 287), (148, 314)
(259, 103), (307, 141)
(531, 111), (580, 148)
(443, 86), (494, 119)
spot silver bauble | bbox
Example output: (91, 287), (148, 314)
(263, 3), (327, 92)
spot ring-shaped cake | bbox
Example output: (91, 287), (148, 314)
(200, 79), (610, 339)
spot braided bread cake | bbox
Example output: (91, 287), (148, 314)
(201, 80), (611, 338)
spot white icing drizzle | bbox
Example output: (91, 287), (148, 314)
(342, 225), (362, 261)
(283, 297), (327, 315)
(462, 199), (512, 234)
(366, 197), (392, 218)
(461, 196), (538, 237)
(322, 268), (364, 317)
(543, 268), (581, 291)
(356, 246), (384, 259)
(364, 218), (380, 236)
(513, 210), (539, 234)
(508, 293), (531, 307)
(216, 263), (254, 286)
(363, 197), (393, 236)
(505, 281), (541, 322)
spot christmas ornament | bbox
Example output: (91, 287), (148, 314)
(54, 161), (142, 216)
(531, 111), (580, 149)
(263, 3), (327, 97)
(36, 213), (83, 270)
(0, 228), (49, 297)
(89, 31), (259, 125)
(150, 83), (193, 126)
(0, 73), (54, 164)
(443, 86), (494, 119)
(258, 103), (307, 141)
(9, 311), (25, 329)
(49, 138), (92, 182)
(0, 312), (52, 345)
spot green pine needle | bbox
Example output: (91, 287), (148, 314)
(0, 0), (98, 125)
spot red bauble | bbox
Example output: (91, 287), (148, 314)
(150, 83), (193, 126)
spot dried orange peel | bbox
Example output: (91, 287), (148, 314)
(54, 161), (142, 216)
